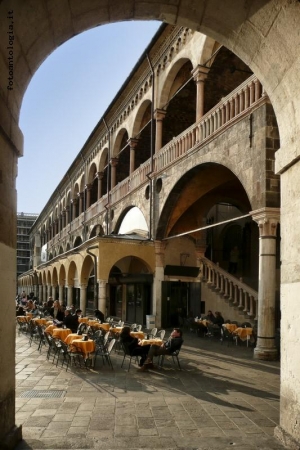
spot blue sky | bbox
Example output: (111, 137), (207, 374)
(17, 21), (161, 214)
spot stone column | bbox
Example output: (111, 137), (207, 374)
(96, 172), (104, 200)
(0, 110), (22, 447)
(98, 280), (108, 317)
(128, 138), (139, 174)
(251, 207), (280, 361)
(58, 285), (64, 304)
(71, 198), (78, 220)
(43, 285), (47, 303)
(38, 284), (43, 303)
(154, 109), (166, 153)
(153, 241), (166, 328)
(110, 158), (118, 189)
(47, 285), (52, 298)
(192, 65), (209, 122)
(67, 285), (73, 307)
(78, 192), (84, 215)
(65, 206), (70, 225)
(79, 284), (87, 315)
(85, 184), (92, 209)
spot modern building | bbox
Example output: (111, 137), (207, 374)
(2, 2), (300, 449)
(16, 212), (38, 282)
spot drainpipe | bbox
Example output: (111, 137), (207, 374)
(146, 53), (155, 241)
(86, 245), (98, 310)
(103, 118), (111, 236)
(80, 152), (87, 241)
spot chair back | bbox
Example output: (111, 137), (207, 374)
(77, 322), (88, 335)
(103, 331), (110, 347)
(150, 327), (157, 337)
(107, 338), (116, 354)
(241, 321), (252, 328)
(136, 324), (142, 332)
(130, 323), (137, 331)
(156, 329), (166, 340)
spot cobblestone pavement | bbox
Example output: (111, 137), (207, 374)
(15, 329), (285, 450)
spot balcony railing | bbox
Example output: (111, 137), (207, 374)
(46, 75), (265, 249)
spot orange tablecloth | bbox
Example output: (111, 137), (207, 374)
(65, 333), (82, 345)
(88, 320), (100, 326)
(25, 312), (33, 319)
(234, 327), (252, 341)
(78, 317), (89, 323)
(195, 319), (210, 327)
(110, 327), (123, 334)
(52, 328), (72, 340)
(139, 338), (163, 347)
(17, 315), (30, 323)
(32, 318), (48, 326)
(130, 331), (145, 340)
(98, 323), (110, 331)
(223, 323), (238, 333)
(45, 325), (57, 335)
(70, 339), (95, 356)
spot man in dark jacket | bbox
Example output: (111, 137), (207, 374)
(138, 328), (183, 371)
(63, 308), (78, 332)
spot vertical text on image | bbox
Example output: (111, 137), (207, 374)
(7, 10), (14, 91)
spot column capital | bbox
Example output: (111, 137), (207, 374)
(154, 108), (166, 121)
(191, 65), (209, 83)
(77, 191), (84, 199)
(127, 137), (139, 148)
(80, 284), (87, 289)
(110, 157), (119, 167)
(71, 197), (78, 205)
(250, 207), (280, 237)
(95, 171), (104, 180)
(154, 240), (167, 267)
(85, 183), (92, 191)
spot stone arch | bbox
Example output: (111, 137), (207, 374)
(132, 99), (152, 138)
(73, 236), (83, 248)
(80, 254), (94, 285)
(52, 267), (58, 287)
(159, 57), (193, 109)
(112, 128), (129, 158)
(67, 261), (79, 287)
(116, 206), (149, 235)
(59, 264), (66, 286)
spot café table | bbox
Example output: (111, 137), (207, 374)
(65, 333), (82, 345)
(130, 331), (145, 340)
(233, 327), (253, 346)
(70, 338), (96, 357)
(222, 323), (238, 333)
(44, 324), (58, 335)
(25, 312), (33, 319)
(32, 318), (48, 326)
(98, 323), (110, 331)
(139, 338), (163, 347)
(78, 317), (89, 323)
(88, 320), (100, 327)
(52, 328), (72, 340)
(16, 315), (31, 323)
(110, 326), (123, 334)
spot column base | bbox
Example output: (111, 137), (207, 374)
(2, 425), (22, 450)
(253, 345), (278, 360)
(274, 425), (300, 450)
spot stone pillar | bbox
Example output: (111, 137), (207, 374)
(47, 285), (52, 298)
(67, 285), (73, 307)
(128, 138), (139, 174)
(251, 207), (280, 361)
(153, 241), (166, 328)
(78, 192), (83, 215)
(58, 285), (64, 304)
(110, 158), (118, 189)
(38, 284), (43, 303)
(71, 198), (78, 220)
(192, 65), (209, 122)
(43, 285), (47, 303)
(85, 184), (92, 209)
(154, 109), (166, 153)
(65, 206), (70, 225)
(98, 280), (108, 317)
(79, 284), (87, 315)
(96, 172), (104, 200)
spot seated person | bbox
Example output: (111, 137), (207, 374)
(94, 309), (105, 323)
(50, 300), (65, 322)
(16, 305), (25, 316)
(120, 326), (150, 367)
(63, 308), (78, 332)
(205, 310), (215, 323)
(139, 328), (183, 371)
(214, 311), (224, 327)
